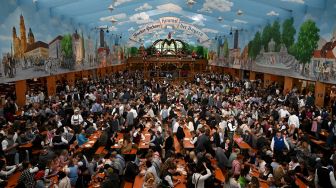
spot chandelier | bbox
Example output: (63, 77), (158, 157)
(187, 0), (196, 8)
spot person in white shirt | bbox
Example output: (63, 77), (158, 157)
(192, 162), (212, 188)
(256, 155), (267, 174)
(278, 106), (290, 119)
(288, 113), (300, 129)
(173, 120), (180, 134)
(130, 106), (138, 119)
(71, 108), (83, 126)
(146, 106), (155, 118)
(315, 158), (336, 188)
(187, 118), (194, 132)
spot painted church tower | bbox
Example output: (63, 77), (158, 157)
(20, 14), (27, 53)
(12, 27), (21, 58)
(28, 28), (35, 46)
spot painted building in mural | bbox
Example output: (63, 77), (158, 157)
(85, 37), (94, 62)
(24, 41), (49, 58)
(12, 14), (36, 58)
(48, 35), (63, 59)
(72, 30), (84, 62)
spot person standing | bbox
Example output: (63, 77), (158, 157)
(17, 161), (35, 188)
(315, 158), (336, 188)
(270, 130), (289, 162)
(227, 116), (236, 147)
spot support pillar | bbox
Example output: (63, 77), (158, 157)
(283, 77), (293, 94)
(315, 81), (325, 107)
(101, 67), (106, 77)
(264, 73), (272, 88)
(81, 70), (89, 79)
(15, 80), (26, 107)
(67, 72), (75, 87)
(46, 76), (56, 97)
(249, 71), (256, 80)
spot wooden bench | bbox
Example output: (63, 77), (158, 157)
(6, 171), (21, 188)
(123, 181), (133, 188)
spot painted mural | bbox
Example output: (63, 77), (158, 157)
(0, 1), (125, 84)
(209, 0), (336, 85)
(1, 0), (336, 84)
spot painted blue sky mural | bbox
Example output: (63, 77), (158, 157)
(0, 0), (336, 58)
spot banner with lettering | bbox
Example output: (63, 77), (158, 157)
(129, 17), (209, 43)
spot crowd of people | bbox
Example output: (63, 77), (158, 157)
(0, 70), (336, 188)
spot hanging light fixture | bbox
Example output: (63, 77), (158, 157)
(108, 4), (114, 12)
(110, 17), (118, 24)
(187, 0), (196, 8)
(237, 9), (243, 16)
(217, 16), (223, 22)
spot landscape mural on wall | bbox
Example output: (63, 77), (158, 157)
(209, 0), (336, 85)
(210, 17), (336, 84)
(0, 1), (125, 84)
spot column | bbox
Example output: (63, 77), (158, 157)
(67, 72), (75, 87)
(46, 76), (56, 97)
(315, 81), (325, 107)
(264, 73), (272, 87)
(237, 69), (243, 80)
(283, 77), (293, 94)
(81, 70), (89, 79)
(15, 80), (26, 107)
(101, 67), (106, 77)
(249, 71), (256, 80)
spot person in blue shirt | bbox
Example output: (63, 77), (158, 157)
(76, 128), (88, 146)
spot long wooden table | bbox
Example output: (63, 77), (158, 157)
(233, 135), (252, 150)
(81, 131), (102, 149)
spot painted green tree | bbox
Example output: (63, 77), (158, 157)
(271, 20), (281, 52)
(223, 38), (229, 58)
(196, 46), (204, 58)
(261, 23), (272, 52)
(248, 31), (262, 60)
(292, 20), (319, 75)
(129, 47), (138, 57)
(282, 18), (296, 51)
(61, 34), (73, 58)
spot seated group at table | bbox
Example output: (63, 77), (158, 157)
(1, 71), (336, 188)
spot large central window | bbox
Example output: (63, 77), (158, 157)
(153, 39), (185, 55)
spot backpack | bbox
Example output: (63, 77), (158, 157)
(124, 161), (139, 182)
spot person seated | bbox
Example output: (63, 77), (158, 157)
(0, 158), (17, 183)
(59, 150), (69, 167)
(259, 164), (274, 185)
(238, 165), (252, 187)
(110, 151), (126, 176)
(247, 176), (260, 188)
(160, 162), (180, 188)
(76, 128), (88, 147)
(120, 135), (132, 154)
(51, 128), (69, 151)
(132, 127), (144, 145)
(143, 172), (157, 188)
(191, 162), (212, 188)
(100, 167), (120, 188)
(17, 161), (35, 188)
